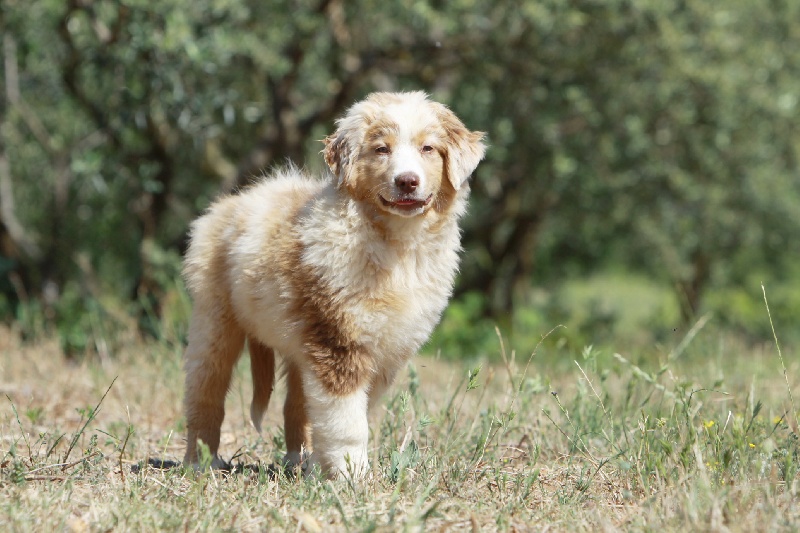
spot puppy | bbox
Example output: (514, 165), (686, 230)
(182, 91), (485, 478)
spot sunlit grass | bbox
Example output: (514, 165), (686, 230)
(1, 316), (798, 531)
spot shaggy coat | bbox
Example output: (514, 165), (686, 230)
(182, 91), (485, 477)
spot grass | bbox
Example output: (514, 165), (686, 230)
(1, 315), (799, 532)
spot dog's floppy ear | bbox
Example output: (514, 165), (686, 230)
(323, 101), (373, 188)
(435, 103), (486, 189)
(323, 129), (355, 189)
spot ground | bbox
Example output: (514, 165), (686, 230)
(1, 324), (799, 531)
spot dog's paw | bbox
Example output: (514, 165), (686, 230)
(183, 454), (232, 472)
(278, 450), (309, 478)
(306, 448), (369, 481)
(282, 450), (305, 468)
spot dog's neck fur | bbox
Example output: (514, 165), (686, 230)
(297, 183), (464, 292)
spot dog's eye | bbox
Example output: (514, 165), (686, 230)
(375, 146), (390, 155)
(421, 145), (434, 153)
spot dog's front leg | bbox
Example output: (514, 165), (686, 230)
(300, 367), (369, 479)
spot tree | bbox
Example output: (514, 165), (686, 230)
(1, 0), (799, 349)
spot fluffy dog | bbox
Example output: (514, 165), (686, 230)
(182, 91), (485, 478)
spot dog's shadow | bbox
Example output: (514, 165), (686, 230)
(131, 457), (285, 479)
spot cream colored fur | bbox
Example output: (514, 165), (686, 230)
(181, 91), (485, 478)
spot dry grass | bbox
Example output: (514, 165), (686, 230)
(1, 323), (799, 532)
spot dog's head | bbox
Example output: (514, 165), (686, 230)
(323, 92), (486, 218)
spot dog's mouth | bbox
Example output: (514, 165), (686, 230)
(379, 194), (433, 212)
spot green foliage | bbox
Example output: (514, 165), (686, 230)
(428, 273), (686, 360)
(1, 0), (799, 352)
(450, 0), (800, 320)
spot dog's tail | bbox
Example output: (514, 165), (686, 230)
(248, 337), (275, 432)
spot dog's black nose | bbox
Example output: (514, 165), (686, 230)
(394, 173), (420, 193)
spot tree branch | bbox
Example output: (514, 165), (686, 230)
(0, 35), (40, 260)
(57, 1), (122, 149)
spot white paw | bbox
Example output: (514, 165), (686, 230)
(313, 446), (369, 480)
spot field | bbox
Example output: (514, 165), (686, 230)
(1, 317), (799, 532)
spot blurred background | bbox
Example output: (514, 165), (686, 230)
(1, 0), (798, 360)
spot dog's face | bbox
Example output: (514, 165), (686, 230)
(323, 92), (486, 218)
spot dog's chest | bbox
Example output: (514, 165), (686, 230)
(319, 239), (458, 358)
(363, 258), (446, 347)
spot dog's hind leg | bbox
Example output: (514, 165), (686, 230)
(283, 362), (311, 468)
(248, 337), (275, 433)
(183, 304), (245, 468)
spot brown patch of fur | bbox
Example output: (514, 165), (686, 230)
(432, 103), (487, 190)
(248, 336), (275, 430)
(183, 304), (245, 464)
(287, 240), (374, 396)
(284, 362), (312, 454)
(432, 177), (459, 217)
(322, 134), (350, 182)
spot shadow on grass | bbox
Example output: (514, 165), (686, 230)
(131, 457), (285, 479)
